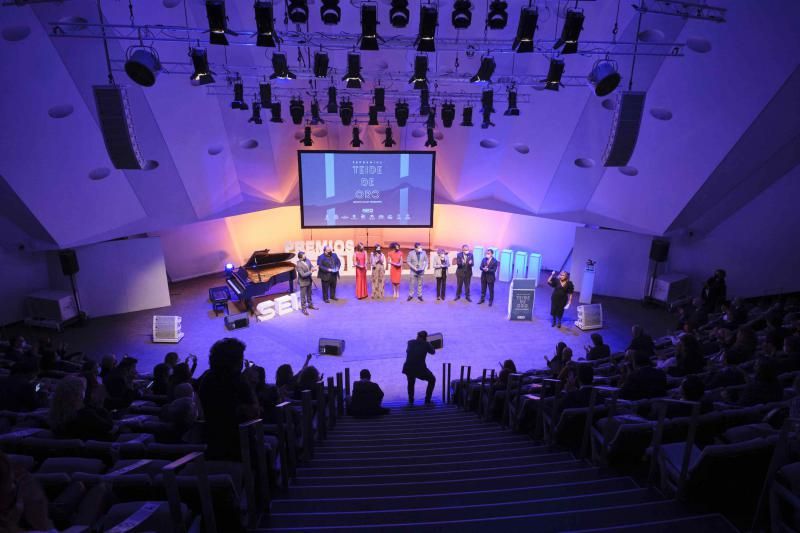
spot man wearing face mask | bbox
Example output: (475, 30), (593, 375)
(454, 244), (474, 302)
(406, 242), (429, 302)
(295, 251), (318, 315)
(316, 245), (341, 303)
(478, 249), (498, 306)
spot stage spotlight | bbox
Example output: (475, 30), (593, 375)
(426, 108), (436, 129)
(416, 5), (438, 52)
(368, 105), (379, 126)
(326, 86), (338, 113)
(254, 1), (278, 47)
(470, 56), (496, 83)
(452, 0), (472, 29)
(441, 102), (456, 127)
(289, 97), (304, 125)
(339, 100), (353, 125)
(543, 58), (565, 91)
(409, 55), (429, 89)
(300, 125), (313, 146)
(248, 101), (263, 124)
(383, 125), (396, 147)
(320, 0), (341, 25)
(424, 127), (437, 147)
(313, 52), (329, 78)
(190, 48), (215, 85)
(270, 101), (283, 122)
(461, 105), (474, 126)
(420, 87), (430, 116)
(504, 88), (519, 116)
(589, 59), (621, 97)
(206, 1), (234, 46)
(125, 46), (161, 87)
(224, 263), (234, 274)
(512, 7), (538, 53)
(395, 101), (409, 127)
(287, 0), (309, 24)
(231, 79), (248, 110)
(554, 9), (584, 54)
(259, 83), (271, 107)
(359, 4), (380, 51)
(342, 53), (364, 88)
(487, 0), (508, 30)
(389, 0), (409, 28)
(480, 89), (495, 129)
(310, 99), (324, 124)
(374, 87), (386, 112)
(270, 53), (296, 79)
(351, 126), (363, 147)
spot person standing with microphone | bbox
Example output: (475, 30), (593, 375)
(548, 270), (574, 328)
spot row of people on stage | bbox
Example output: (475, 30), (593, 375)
(293, 243), (500, 313)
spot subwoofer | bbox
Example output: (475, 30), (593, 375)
(225, 312), (250, 330)
(319, 338), (345, 356)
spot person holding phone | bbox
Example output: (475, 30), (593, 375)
(548, 270), (574, 328)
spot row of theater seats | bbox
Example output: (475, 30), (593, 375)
(448, 359), (800, 530)
(0, 370), (355, 532)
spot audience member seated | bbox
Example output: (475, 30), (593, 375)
(677, 297), (709, 331)
(160, 382), (201, 435)
(49, 376), (115, 441)
(81, 360), (107, 409)
(99, 354), (117, 381)
(734, 358), (783, 406)
(667, 334), (706, 377)
(349, 369), (390, 417)
(167, 357), (197, 399)
(150, 362), (172, 396)
(559, 364), (594, 410)
(0, 451), (52, 532)
(243, 364), (279, 423)
(619, 350), (667, 401)
(198, 338), (260, 460)
(104, 356), (142, 410)
(295, 366), (323, 399)
(0, 359), (45, 412)
(723, 326), (758, 365)
(705, 351), (747, 390)
(627, 325), (655, 356)
(585, 334), (611, 361)
(164, 351), (179, 369)
(492, 359), (518, 391)
(275, 354), (313, 402)
(775, 335), (800, 374)
(5, 336), (31, 363)
(545, 342), (571, 377)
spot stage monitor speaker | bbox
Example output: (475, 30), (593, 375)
(650, 239), (670, 262)
(576, 304), (603, 331)
(225, 312), (250, 330)
(428, 332), (444, 350)
(153, 315), (185, 343)
(319, 338), (345, 356)
(602, 91), (646, 167)
(58, 249), (79, 275)
(93, 85), (145, 170)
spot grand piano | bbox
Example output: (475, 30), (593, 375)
(225, 250), (296, 313)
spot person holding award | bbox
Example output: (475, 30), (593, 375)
(371, 245), (386, 299)
(406, 243), (428, 302)
(432, 248), (449, 301)
(317, 246), (341, 303)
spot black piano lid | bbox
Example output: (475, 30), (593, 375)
(244, 249), (296, 268)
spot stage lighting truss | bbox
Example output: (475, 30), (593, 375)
(190, 48), (214, 85)
(342, 53), (364, 88)
(249, 101), (263, 124)
(289, 97), (305, 124)
(287, 0), (309, 24)
(359, 4), (380, 51)
(320, 0), (341, 25)
(231, 78), (248, 110)
(350, 125), (363, 147)
(254, 1), (278, 47)
(451, 0), (472, 30)
(300, 125), (313, 146)
(486, 0), (508, 30)
(424, 127), (437, 147)
(270, 53), (296, 79)
(415, 5), (438, 52)
(554, 8), (584, 54)
(409, 55), (429, 90)
(206, 0), (236, 46)
(512, 7), (538, 53)
(383, 124), (396, 147)
(389, 0), (410, 28)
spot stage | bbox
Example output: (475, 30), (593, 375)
(16, 271), (677, 401)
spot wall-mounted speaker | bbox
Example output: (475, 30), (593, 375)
(428, 332), (444, 350)
(650, 239), (670, 262)
(93, 85), (145, 170)
(319, 338), (345, 356)
(58, 249), (79, 276)
(602, 91), (646, 167)
(225, 312), (250, 330)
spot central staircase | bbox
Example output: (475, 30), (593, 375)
(259, 403), (735, 532)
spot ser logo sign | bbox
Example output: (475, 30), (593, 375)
(255, 293), (301, 322)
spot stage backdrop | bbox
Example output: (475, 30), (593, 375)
(157, 204), (580, 282)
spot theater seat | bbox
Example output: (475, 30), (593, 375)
(99, 501), (192, 533)
(37, 457), (106, 475)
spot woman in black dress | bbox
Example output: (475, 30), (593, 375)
(548, 270), (574, 328)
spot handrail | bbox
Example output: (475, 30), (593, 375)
(162, 451), (217, 533)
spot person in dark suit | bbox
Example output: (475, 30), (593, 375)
(454, 244), (475, 302)
(478, 249), (498, 306)
(619, 351), (668, 401)
(295, 251), (317, 315)
(349, 369), (390, 417)
(402, 331), (436, 405)
(316, 245), (341, 303)
(627, 325), (655, 356)
(585, 333), (611, 361)
(702, 269), (727, 312)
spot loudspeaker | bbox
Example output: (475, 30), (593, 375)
(319, 338), (345, 356)
(428, 332), (444, 350)
(93, 85), (145, 170)
(650, 240), (670, 262)
(602, 91), (646, 167)
(153, 315), (185, 343)
(576, 304), (603, 331)
(58, 249), (79, 275)
(225, 312), (250, 330)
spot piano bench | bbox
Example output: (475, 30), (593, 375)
(209, 286), (231, 316)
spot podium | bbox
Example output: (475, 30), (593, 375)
(507, 278), (536, 321)
(579, 263), (595, 304)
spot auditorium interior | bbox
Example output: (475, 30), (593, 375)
(2, 0), (800, 531)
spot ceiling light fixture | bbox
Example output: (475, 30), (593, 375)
(373, 87), (386, 112)
(543, 58), (565, 90)
(259, 83), (271, 107)
(249, 101), (262, 124)
(270, 53), (296, 79)
(310, 99), (324, 124)
(231, 78), (248, 110)
(441, 101), (456, 127)
(368, 105), (379, 126)
(588, 59), (621, 97)
(287, 0), (309, 24)
(254, 1), (278, 47)
(416, 5), (438, 52)
(504, 87), (519, 116)
(320, 0), (341, 25)
(461, 105), (474, 126)
(206, 1), (235, 46)
(313, 51), (329, 78)
(339, 99), (353, 125)
(389, 0), (410, 28)
(326, 86), (338, 113)
(554, 9), (584, 54)
(470, 56), (496, 83)
(359, 4), (380, 50)
(300, 125), (313, 146)
(190, 48), (214, 85)
(424, 127), (437, 147)
(351, 125), (363, 147)
(409, 55), (429, 89)
(395, 101), (409, 126)
(270, 101), (283, 122)
(342, 53), (364, 88)
(512, 7), (538, 53)
(480, 89), (495, 128)
(451, 0), (472, 29)
(289, 97), (304, 125)
(125, 46), (161, 87)
(487, 0), (508, 30)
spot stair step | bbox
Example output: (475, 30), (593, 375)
(294, 460), (585, 486)
(565, 513), (739, 532)
(324, 428), (505, 443)
(312, 440), (536, 459)
(317, 434), (527, 450)
(329, 425), (495, 439)
(297, 452), (575, 477)
(267, 488), (661, 528)
(307, 444), (554, 467)
(286, 467), (612, 499)
(272, 477), (640, 513)
(262, 500), (693, 532)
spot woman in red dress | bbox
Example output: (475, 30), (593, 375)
(354, 243), (369, 299)
(388, 242), (403, 299)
